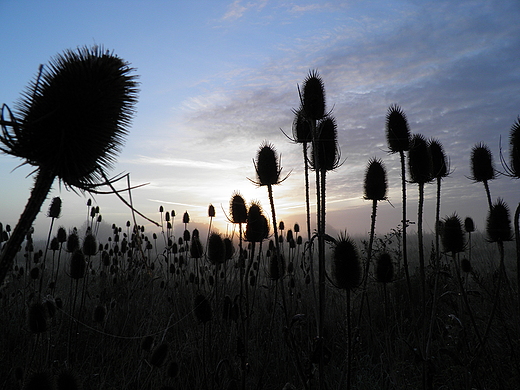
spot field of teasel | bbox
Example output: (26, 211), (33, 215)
(1, 46), (520, 389)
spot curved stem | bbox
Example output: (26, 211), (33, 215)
(0, 168), (55, 285)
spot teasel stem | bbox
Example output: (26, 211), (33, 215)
(0, 167), (55, 284)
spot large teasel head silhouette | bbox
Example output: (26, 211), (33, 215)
(300, 70), (326, 122)
(310, 116), (341, 172)
(229, 191), (247, 224)
(251, 142), (288, 186)
(441, 214), (466, 254)
(0, 46), (138, 189)
(291, 108), (313, 144)
(245, 201), (269, 243)
(428, 138), (450, 179)
(408, 134), (433, 184)
(331, 233), (361, 291)
(470, 143), (495, 183)
(486, 198), (512, 243)
(364, 157), (387, 201)
(385, 104), (411, 153)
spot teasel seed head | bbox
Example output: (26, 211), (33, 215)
(301, 70), (326, 121)
(70, 250), (86, 279)
(464, 217), (475, 233)
(47, 197), (62, 219)
(253, 142), (284, 186)
(508, 117), (520, 177)
(2, 46), (138, 189)
(229, 192), (247, 224)
(208, 204), (215, 218)
(194, 294), (212, 324)
(332, 234), (361, 291)
(486, 198), (512, 242)
(66, 231), (79, 252)
(442, 214), (465, 254)
(49, 236), (59, 251)
(208, 232), (225, 265)
(82, 233), (97, 256)
(429, 138), (449, 179)
(292, 108), (313, 143)
(190, 236), (203, 259)
(150, 342), (169, 368)
(311, 116), (340, 172)
(364, 157), (387, 201)
(376, 252), (394, 283)
(28, 301), (48, 333)
(408, 133), (433, 184)
(182, 211), (190, 224)
(470, 143), (495, 182)
(245, 201), (269, 243)
(385, 104), (411, 153)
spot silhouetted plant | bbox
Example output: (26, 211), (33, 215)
(0, 46), (138, 286)
(408, 133), (433, 305)
(385, 104), (412, 299)
(332, 234), (360, 390)
(470, 143), (495, 210)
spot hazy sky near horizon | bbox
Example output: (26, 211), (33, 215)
(1, 0), (519, 241)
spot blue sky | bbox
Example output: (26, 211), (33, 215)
(1, 0), (520, 241)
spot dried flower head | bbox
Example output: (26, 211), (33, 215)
(486, 198), (512, 242)
(464, 217), (475, 233)
(470, 143), (495, 182)
(245, 201), (269, 243)
(253, 142), (284, 186)
(292, 108), (313, 143)
(332, 234), (361, 290)
(364, 157), (387, 201)
(1, 46), (138, 189)
(429, 138), (449, 179)
(442, 214), (465, 254)
(385, 105), (411, 153)
(229, 192), (247, 224)
(408, 134), (433, 184)
(310, 116), (340, 172)
(208, 232), (225, 265)
(47, 197), (62, 219)
(301, 70), (326, 121)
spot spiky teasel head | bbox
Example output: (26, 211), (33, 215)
(375, 252), (394, 283)
(292, 108), (313, 144)
(28, 301), (48, 333)
(70, 250), (86, 279)
(464, 217), (475, 233)
(252, 142), (286, 186)
(301, 70), (326, 121)
(47, 197), (61, 219)
(229, 192), (247, 224)
(194, 294), (212, 324)
(429, 138), (449, 179)
(364, 157), (387, 201)
(310, 116), (340, 172)
(332, 234), (361, 291)
(190, 236), (203, 259)
(442, 214), (465, 254)
(486, 198), (512, 242)
(208, 232), (225, 265)
(66, 231), (79, 253)
(507, 117), (520, 177)
(208, 204), (215, 218)
(182, 211), (190, 224)
(82, 233), (97, 256)
(470, 143), (495, 182)
(385, 104), (410, 153)
(150, 342), (169, 368)
(408, 134), (433, 184)
(1, 46), (138, 189)
(245, 201), (269, 243)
